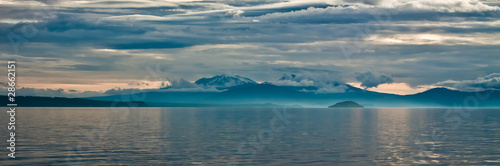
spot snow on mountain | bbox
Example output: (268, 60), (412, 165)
(194, 74), (257, 87)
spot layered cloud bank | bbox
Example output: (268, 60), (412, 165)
(0, 0), (498, 96)
(435, 73), (500, 91)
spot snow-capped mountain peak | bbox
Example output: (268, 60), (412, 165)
(194, 74), (257, 87)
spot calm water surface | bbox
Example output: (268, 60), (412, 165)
(1, 107), (499, 165)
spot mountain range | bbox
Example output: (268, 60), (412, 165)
(4, 75), (499, 108)
(86, 75), (499, 108)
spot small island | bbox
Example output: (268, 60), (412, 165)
(328, 101), (364, 108)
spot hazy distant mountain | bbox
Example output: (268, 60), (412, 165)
(19, 85), (500, 108)
(89, 91), (219, 103)
(329, 101), (364, 108)
(195, 74), (257, 88)
(405, 88), (500, 107)
(54, 74), (498, 108)
(85, 82), (500, 108)
(0, 96), (147, 107)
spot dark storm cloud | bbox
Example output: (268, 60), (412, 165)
(356, 71), (394, 88)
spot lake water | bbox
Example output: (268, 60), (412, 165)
(1, 107), (499, 165)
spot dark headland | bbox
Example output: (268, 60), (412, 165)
(328, 101), (364, 108)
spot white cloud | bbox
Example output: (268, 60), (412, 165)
(366, 33), (500, 46)
(103, 15), (205, 22)
(247, 0), (498, 24)
(273, 79), (315, 86)
(339, 0), (499, 12)
(163, 79), (198, 89)
(273, 73), (348, 93)
(225, 10), (245, 18)
(392, 0), (499, 12)
(315, 83), (349, 93)
(434, 73), (500, 91)
(55, 0), (200, 8)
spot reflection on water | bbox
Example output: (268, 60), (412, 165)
(0, 107), (499, 165)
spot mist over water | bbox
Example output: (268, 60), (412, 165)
(1, 108), (499, 165)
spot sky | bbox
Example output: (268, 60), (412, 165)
(0, 0), (499, 96)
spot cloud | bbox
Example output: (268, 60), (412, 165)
(159, 79), (221, 91)
(274, 79), (315, 87)
(339, 0), (499, 12)
(57, 64), (115, 71)
(248, 0), (499, 24)
(356, 71), (394, 88)
(315, 83), (349, 93)
(163, 79), (199, 89)
(0, 0), (499, 95)
(366, 33), (500, 46)
(0, 53), (34, 62)
(44, 15), (155, 33)
(51, 0), (186, 8)
(273, 73), (348, 93)
(109, 41), (193, 49)
(393, 0), (499, 12)
(0, 87), (104, 98)
(273, 74), (315, 86)
(103, 87), (146, 96)
(434, 73), (500, 91)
